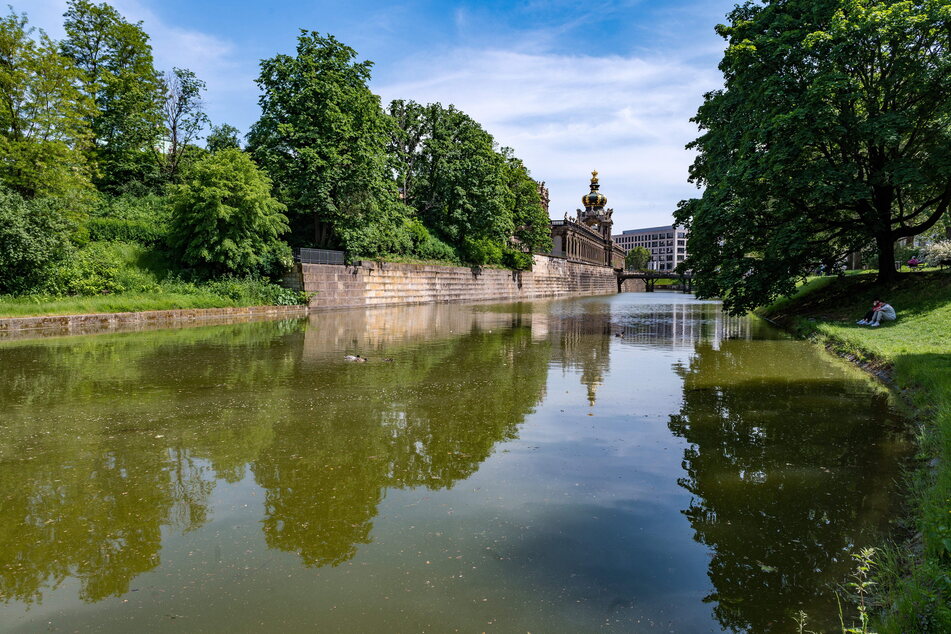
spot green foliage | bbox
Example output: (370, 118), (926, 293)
(502, 150), (552, 254)
(87, 193), (168, 244)
(248, 31), (404, 256)
(206, 123), (241, 153)
(86, 216), (164, 244)
(502, 247), (533, 271)
(677, 0), (951, 314)
(62, 0), (164, 192)
(402, 217), (458, 262)
(168, 149), (290, 277)
(0, 188), (75, 294)
(625, 246), (650, 271)
(461, 236), (503, 266)
(389, 100), (512, 250)
(388, 100), (550, 267)
(0, 8), (94, 198)
(56, 240), (130, 295)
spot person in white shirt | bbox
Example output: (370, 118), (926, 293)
(868, 300), (896, 327)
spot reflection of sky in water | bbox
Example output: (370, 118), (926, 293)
(0, 293), (908, 633)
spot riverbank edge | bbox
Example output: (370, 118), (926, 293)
(0, 304), (310, 339)
(762, 311), (950, 632)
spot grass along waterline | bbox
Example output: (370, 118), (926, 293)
(761, 271), (951, 632)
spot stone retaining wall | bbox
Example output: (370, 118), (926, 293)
(0, 304), (308, 339)
(299, 255), (619, 309)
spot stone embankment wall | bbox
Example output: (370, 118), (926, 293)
(296, 255), (619, 309)
(0, 304), (308, 339)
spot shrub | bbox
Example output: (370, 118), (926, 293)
(0, 188), (75, 294)
(202, 276), (309, 305)
(404, 218), (458, 262)
(922, 240), (951, 266)
(502, 247), (533, 270)
(168, 149), (291, 277)
(55, 241), (129, 295)
(87, 217), (165, 244)
(461, 236), (503, 266)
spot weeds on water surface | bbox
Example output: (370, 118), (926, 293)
(792, 549), (879, 634)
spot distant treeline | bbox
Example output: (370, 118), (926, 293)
(0, 1), (551, 298)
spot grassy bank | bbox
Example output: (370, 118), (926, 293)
(761, 271), (951, 632)
(0, 241), (307, 318)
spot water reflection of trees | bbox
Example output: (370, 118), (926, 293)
(668, 339), (907, 632)
(0, 310), (550, 603)
(256, 322), (550, 567)
(0, 320), (303, 604)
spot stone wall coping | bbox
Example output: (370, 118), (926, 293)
(0, 304), (308, 337)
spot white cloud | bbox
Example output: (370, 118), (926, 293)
(376, 47), (722, 230)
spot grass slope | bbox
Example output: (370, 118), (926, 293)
(762, 271), (951, 632)
(0, 242), (304, 318)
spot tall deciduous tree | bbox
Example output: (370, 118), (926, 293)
(0, 9), (93, 197)
(168, 149), (289, 277)
(61, 0), (163, 192)
(159, 67), (209, 179)
(387, 100), (514, 260)
(248, 31), (406, 256)
(676, 0), (951, 313)
(502, 151), (552, 256)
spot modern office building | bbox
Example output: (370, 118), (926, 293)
(612, 225), (688, 271)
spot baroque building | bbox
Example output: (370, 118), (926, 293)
(546, 171), (625, 269)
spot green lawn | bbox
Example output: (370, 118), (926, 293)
(762, 271), (951, 632)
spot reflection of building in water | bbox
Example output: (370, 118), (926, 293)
(549, 308), (613, 406)
(614, 302), (752, 349)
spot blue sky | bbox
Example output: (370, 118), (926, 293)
(26, 0), (738, 230)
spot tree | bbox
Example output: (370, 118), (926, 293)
(625, 246), (650, 271)
(248, 31), (406, 256)
(61, 0), (163, 192)
(206, 123), (241, 153)
(502, 151), (552, 257)
(676, 0), (951, 313)
(0, 188), (75, 294)
(159, 67), (208, 179)
(0, 9), (93, 197)
(167, 149), (290, 277)
(387, 100), (514, 262)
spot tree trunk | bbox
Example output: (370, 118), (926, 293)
(876, 233), (897, 283)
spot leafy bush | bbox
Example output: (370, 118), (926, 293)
(56, 241), (130, 295)
(502, 247), (533, 270)
(202, 276), (309, 305)
(87, 217), (165, 244)
(461, 236), (503, 266)
(0, 188), (75, 294)
(922, 240), (951, 266)
(168, 149), (291, 277)
(404, 218), (458, 262)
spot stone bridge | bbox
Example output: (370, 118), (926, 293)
(616, 270), (694, 293)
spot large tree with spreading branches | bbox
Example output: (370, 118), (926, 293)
(677, 0), (951, 313)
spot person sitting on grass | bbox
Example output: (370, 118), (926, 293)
(867, 300), (896, 327)
(857, 300), (882, 325)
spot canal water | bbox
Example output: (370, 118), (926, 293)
(0, 293), (910, 632)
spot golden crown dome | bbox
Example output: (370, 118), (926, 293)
(582, 170), (607, 209)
